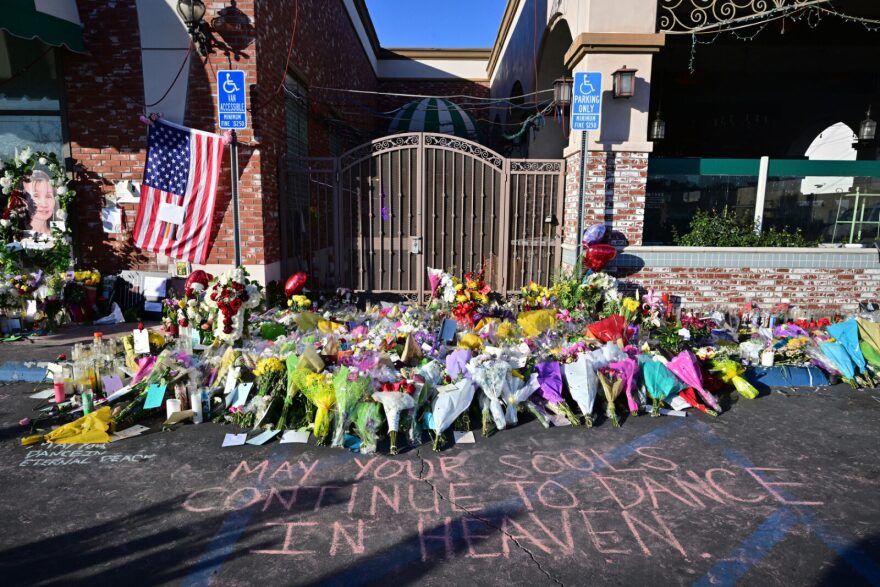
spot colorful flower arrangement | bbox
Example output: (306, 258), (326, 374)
(204, 267), (262, 344)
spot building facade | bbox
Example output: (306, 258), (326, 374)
(1, 0), (877, 312)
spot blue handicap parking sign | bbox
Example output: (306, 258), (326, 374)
(217, 70), (247, 130)
(571, 72), (602, 131)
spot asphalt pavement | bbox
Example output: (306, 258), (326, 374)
(0, 334), (878, 586)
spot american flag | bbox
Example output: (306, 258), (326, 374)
(133, 119), (225, 264)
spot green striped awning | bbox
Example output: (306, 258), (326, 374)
(389, 98), (478, 141)
(0, 0), (86, 54)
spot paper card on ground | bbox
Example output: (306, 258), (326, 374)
(246, 430), (280, 446)
(157, 202), (185, 225)
(142, 276), (167, 298)
(102, 375), (124, 395)
(280, 430), (310, 444)
(453, 431), (476, 444)
(222, 433), (247, 447)
(668, 395), (691, 411)
(658, 408), (687, 418)
(110, 424), (150, 442)
(144, 301), (163, 313)
(143, 383), (167, 409)
(163, 409), (194, 426)
(30, 389), (55, 400)
(133, 328), (151, 354)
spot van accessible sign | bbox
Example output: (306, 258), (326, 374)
(571, 72), (602, 131)
(217, 70), (247, 130)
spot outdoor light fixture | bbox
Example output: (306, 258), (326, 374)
(859, 106), (876, 142)
(650, 109), (666, 141)
(177, 0), (212, 58)
(612, 66), (638, 99)
(553, 77), (573, 106)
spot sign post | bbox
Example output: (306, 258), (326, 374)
(217, 70), (247, 267)
(570, 72), (603, 275)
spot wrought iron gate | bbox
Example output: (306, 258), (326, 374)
(283, 133), (565, 297)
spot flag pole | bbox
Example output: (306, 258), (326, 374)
(230, 128), (241, 267)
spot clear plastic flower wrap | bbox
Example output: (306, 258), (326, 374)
(504, 372), (546, 427)
(371, 390), (415, 454)
(467, 357), (510, 434)
(430, 379), (475, 450)
(563, 354), (599, 427)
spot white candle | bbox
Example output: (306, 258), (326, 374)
(166, 398), (181, 419)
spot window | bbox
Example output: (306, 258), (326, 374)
(0, 33), (64, 159)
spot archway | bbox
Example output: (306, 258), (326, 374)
(529, 16), (572, 159)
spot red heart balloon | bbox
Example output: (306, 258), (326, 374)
(583, 244), (617, 272)
(184, 270), (210, 298)
(285, 272), (308, 297)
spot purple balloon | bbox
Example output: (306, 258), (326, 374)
(583, 223), (606, 245)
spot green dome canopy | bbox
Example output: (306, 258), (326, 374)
(388, 98), (478, 141)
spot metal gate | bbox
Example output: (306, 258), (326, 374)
(284, 133), (565, 297)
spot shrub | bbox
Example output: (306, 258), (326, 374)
(672, 208), (816, 247)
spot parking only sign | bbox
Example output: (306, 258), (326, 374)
(217, 70), (247, 129)
(571, 72), (602, 131)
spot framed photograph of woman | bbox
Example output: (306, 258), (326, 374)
(21, 169), (58, 237)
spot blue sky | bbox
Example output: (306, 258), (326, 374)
(365, 0), (507, 48)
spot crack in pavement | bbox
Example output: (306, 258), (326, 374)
(413, 447), (566, 587)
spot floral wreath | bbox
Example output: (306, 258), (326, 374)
(0, 148), (75, 273)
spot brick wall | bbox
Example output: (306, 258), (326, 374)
(562, 149), (647, 249)
(64, 0), (152, 273)
(62, 0), (380, 277)
(616, 266), (880, 315)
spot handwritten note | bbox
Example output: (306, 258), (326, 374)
(453, 431), (476, 444)
(133, 328), (151, 354)
(143, 383), (167, 410)
(102, 375), (124, 395)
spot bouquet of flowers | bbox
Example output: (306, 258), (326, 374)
(563, 353), (599, 427)
(429, 379), (475, 450)
(372, 385), (415, 454)
(353, 400), (384, 454)
(608, 357), (640, 415)
(254, 356), (286, 397)
(467, 357), (510, 435)
(288, 294), (312, 311)
(331, 367), (370, 448)
(536, 360), (581, 426)
(0, 280), (20, 315)
(205, 267), (262, 344)
(521, 282), (555, 311)
(597, 367), (624, 427)
(640, 356), (683, 416)
(299, 371), (336, 443)
(665, 351), (721, 415)
(709, 357), (759, 399)
(450, 267), (491, 327)
(504, 371), (547, 427)
(427, 267), (456, 307)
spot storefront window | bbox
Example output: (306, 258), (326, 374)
(645, 158), (880, 245)
(644, 173), (757, 244)
(0, 32), (64, 159)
